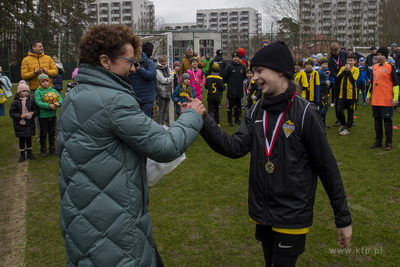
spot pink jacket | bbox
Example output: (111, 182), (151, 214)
(187, 68), (205, 100)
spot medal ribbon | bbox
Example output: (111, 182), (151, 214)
(374, 62), (386, 85)
(263, 92), (297, 159)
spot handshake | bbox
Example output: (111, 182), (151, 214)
(180, 97), (206, 117)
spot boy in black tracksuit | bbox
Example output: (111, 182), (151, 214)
(200, 42), (352, 267)
(222, 51), (247, 126)
(205, 63), (225, 125)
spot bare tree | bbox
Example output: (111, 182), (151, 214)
(263, 0), (300, 23)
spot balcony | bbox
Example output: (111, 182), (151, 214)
(368, 21), (377, 25)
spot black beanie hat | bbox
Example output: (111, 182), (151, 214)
(250, 41), (295, 77)
(142, 42), (154, 58)
(232, 51), (240, 58)
(377, 46), (389, 59)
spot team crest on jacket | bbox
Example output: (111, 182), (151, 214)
(283, 120), (295, 138)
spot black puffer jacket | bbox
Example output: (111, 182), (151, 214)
(201, 85), (352, 229)
(9, 94), (39, 137)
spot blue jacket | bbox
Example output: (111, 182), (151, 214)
(129, 52), (157, 104)
(172, 83), (196, 114)
(356, 65), (368, 86)
(58, 64), (203, 266)
(317, 68), (329, 91)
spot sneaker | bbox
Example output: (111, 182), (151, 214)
(363, 103), (367, 106)
(331, 103), (335, 107)
(324, 125), (330, 130)
(338, 126), (346, 133)
(228, 121), (233, 126)
(369, 142), (382, 149)
(49, 148), (57, 155)
(235, 120), (241, 125)
(383, 144), (392, 151)
(333, 121), (341, 127)
(41, 150), (47, 157)
(339, 129), (350, 136)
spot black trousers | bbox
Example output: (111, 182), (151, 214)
(208, 100), (221, 124)
(256, 225), (306, 267)
(227, 98), (241, 123)
(19, 137), (32, 150)
(374, 117), (393, 145)
(39, 117), (56, 150)
(337, 99), (355, 129)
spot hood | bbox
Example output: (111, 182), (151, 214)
(238, 48), (245, 57)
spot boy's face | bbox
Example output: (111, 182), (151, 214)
(377, 53), (386, 64)
(246, 71), (254, 79)
(20, 90), (29, 98)
(232, 56), (240, 64)
(373, 58), (378, 64)
(174, 66), (180, 72)
(252, 66), (285, 96)
(360, 61), (365, 66)
(320, 62), (328, 70)
(305, 63), (313, 71)
(191, 61), (198, 68)
(40, 79), (49, 88)
(347, 58), (355, 68)
(183, 78), (190, 85)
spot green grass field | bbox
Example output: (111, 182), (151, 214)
(1, 82), (399, 266)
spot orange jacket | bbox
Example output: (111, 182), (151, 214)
(21, 51), (58, 91)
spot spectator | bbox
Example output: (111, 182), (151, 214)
(0, 66), (12, 116)
(129, 42), (157, 118)
(261, 39), (270, 48)
(58, 24), (205, 266)
(238, 48), (249, 68)
(155, 55), (174, 127)
(173, 53), (182, 64)
(390, 43), (400, 69)
(179, 48), (205, 79)
(366, 46), (377, 67)
(52, 55), (64, 93)
(202, 53), (212, 74)
(208, 49), (227, 76)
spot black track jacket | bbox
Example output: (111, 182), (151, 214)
(201, 86), (352, 229)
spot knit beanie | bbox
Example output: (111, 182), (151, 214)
(211, 63), (220, 73)
(232, 51), (240, 58)
(250, 41), (295, 77)
(182, 73), (190, 81)
(142, 42), (154, 58)
(38, 73), (49, 85)
(190, 57), (198, 63)
(173, 61), (181, 68)
(261, 40), (270, 46)
(17, 80), (29, 93)
(319, 57), (328, 65)
(377, 46), (389, 58)
(71, 68), (78, 79)
(305, 57), (313, 65)
(216, 49), (223, 56)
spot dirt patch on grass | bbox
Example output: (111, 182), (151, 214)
(0, 161), (29, 266)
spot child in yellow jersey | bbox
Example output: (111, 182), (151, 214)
(172, 72), (196, 117)
(335, 54), (360, 136)
(294, 60), (308, 92)
(303, 58), (320, 105)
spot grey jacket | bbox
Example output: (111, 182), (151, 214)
(58, 64), (203, 266)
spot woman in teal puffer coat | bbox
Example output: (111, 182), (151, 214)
(58, 24), (206, 267)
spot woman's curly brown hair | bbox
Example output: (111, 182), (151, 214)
(79, 24), (141, 66)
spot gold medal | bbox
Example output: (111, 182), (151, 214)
(265, 161), (275, 174)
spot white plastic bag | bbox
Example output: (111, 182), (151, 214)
(146, 153), (186, 186)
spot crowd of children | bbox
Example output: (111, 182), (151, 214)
(7, 41), (400, 162)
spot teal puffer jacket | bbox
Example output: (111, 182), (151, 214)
(58, 65), (203, 266)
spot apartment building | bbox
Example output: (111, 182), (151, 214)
(88, 0), (155, 31)
(301, 0), (381, 47)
